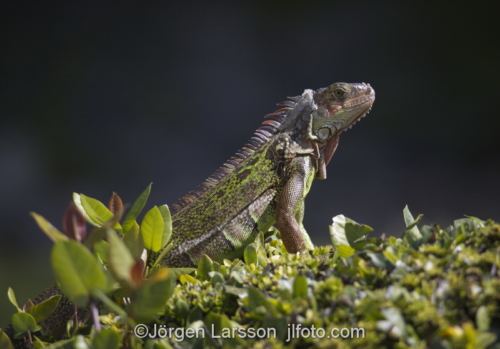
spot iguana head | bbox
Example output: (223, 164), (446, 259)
(311, 82), (375, 141)
(299, 82), (375, 179)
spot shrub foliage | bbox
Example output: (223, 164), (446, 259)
(1, 186), (499, 349)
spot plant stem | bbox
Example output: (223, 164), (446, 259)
(90, 300), (101, 332)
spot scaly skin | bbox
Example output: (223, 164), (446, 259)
(5, 83), (374, 347)
(162, 82), (375, 266)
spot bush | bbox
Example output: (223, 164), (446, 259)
(1, 187), (499, 349)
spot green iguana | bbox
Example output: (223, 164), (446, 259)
(163, 82), (374, 267)
(4, 82), (374, 346)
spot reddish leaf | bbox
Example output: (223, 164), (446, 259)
(130, 259), (145, 287)
(22, 299), (34, 312)
(429, 231), (437, 244)
(62, 203), (87, 242)
(108, 192), (123, 216)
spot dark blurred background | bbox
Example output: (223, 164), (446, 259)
(1, 2), (499, 323)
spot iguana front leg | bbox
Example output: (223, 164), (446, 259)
(275, 156), (315, 253)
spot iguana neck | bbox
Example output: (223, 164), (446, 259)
(170, 90), (313, 215)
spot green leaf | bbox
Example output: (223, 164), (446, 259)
(383, 250), (399, 265)
(153, 243), (174, 267)
(402, 205), (423, 244)
(179, 274), (199, 285)
(73, 335), (90, 349)
(456, 216), (486, 230)
(377, 307), (407, 338)
(122, 183), (152, 234)
(107, 229), (135, 288)
(188, 306), (204, 324)
(133, 268), (175, 323)
(337, 245), (356, 258)
(80, 194), (121, 230)
(0, 329), (14, 349)
(262, 315), (288, 342)
(93, 240), (109, 264)
(158, 205), (172, 248)
(26, 295), (61, 323)
(7, 287), (22, 312)
(367, 252), (393, 269)
(204, 312), (244, 346)
(91, 289), (129, 322)
(51, 240), (108, 307)
(476, 305), (490, 332)
(168, 268), (196, 280)
(476, 333), (497, 348)
(83, 227), (107, 249)
(330, 215), (373, 250)
(92, 328), (120, 349)
(31, 335), (46, 349)
(40, 338), (75, 348)
(174, 299), (190, 323)
(30, 212), (68, 243)
(293, 275), (308, 298)
(73, 192), (96, 226)
(246, 287), (267, 312)
(211, 272), (225, 286)
(140, 206), (164, 252)
(406, 214), (424, 231)
(11, 312), (41, 335)
(80, 194), (113, 224)
(197, 255), (214, 281)
(253, 231), (264, 250)
(122, 223), (144, 260)
(224, 285), (248, 297)
(244, 243), (258, 265)
(344, 220), (373, 245)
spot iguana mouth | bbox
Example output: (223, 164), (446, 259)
(342, 104), (373, 132)
(341, 85), (375, 131)
(343, 93), (374, 109)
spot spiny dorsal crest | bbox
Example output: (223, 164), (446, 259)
(170, 98), (298, 214)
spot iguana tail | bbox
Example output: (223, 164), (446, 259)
(4, 284), (84, 349)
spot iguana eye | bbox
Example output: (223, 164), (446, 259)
(334, 89), (346, 97)
(317, 127), (331, 141)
